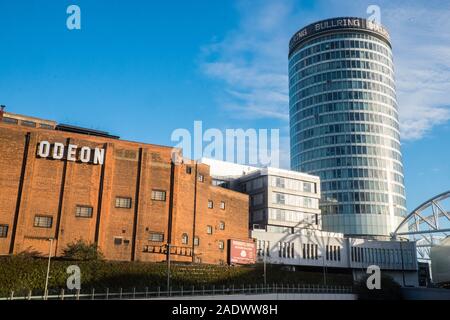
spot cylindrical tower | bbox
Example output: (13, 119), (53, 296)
(289, 17), (406, 237)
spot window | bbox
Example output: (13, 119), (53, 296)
(21, 120), (36, 127)
(303, 182), (313, 193)
(208, 200), (213, 209)
(198, 174), (204, 182)
(218, 240), (224, 250)
(114, 237), (123, 245)
(207, 225), (213, 235)
(34, 215), (53, 228)
(275, 177), (285, 188)
(220, 201), (225, 210)
(219, 221), (225, 230)
(40, 123), (53, 130)
(274, 193), (285, 204)
(2, 117), (18, 124)
(186, 166), (192, 174)
(194, 237), (199, 246)
(0, 225), (8, 238)
(182, 233), (188, 245)
(252, 193), (263, 206)
(123, 239), (130, 246)
(149, 232), (164, 242)
(115, 197), (132, 208)
(151, 190), (166, 201)
(75, 206), (93, 218)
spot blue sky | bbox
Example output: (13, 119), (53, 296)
(0, 0), (449, 212)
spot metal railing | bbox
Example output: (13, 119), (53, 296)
(1, 283), (353, 300)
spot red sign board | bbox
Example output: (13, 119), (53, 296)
(229, 239), (256, 265)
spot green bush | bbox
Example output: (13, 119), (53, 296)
(61, 240), (104, 261)
(354, 274), (403, 300)
(0, 257), (353, 297)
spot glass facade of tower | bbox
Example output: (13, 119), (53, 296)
(289, 18), (407, 236)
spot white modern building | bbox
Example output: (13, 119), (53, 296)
(201, 158), (419, 286)
(289, 17), (407, 237)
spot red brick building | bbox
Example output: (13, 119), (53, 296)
(0, 109), (251, 264)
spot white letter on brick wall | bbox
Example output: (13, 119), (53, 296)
(67, 144), (77, 161)
(80, 147), (91, 163)
(93, 148), (105, 165)
(53, 143), (65, 160)
(38, 141), (50, 158)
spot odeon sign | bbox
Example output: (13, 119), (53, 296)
(37, 141), (105, 165)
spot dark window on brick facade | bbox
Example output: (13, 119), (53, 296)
(115, 197), (132, 208)
(149, 232), (164, 242)
(182, 233), (189, 245)
(114, 237), (123, 245)
(34, 216), (53, 228)
(0, 225), (8, 238)
(186, 166), (192, 174)
(75, 205), (93, 218)
(40, 123), (53, 130)
(2, 117), (18, 124)
(21, 120), (36, 127)
(151, 190), (166, 201)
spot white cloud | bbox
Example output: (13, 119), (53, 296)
(383, 4), (450, 140)
(200, 0), (450, 144)
(200, 0), (293, 121)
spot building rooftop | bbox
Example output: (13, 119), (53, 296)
(0, 106), (120, 139)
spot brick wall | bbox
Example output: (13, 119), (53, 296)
(0, 122), (251, 264)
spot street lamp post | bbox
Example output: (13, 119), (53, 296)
(44, 238), (54, 300)
(263, 245), (267, 286)
(166, 243), (171, 293)
(321, 254), (327, 286)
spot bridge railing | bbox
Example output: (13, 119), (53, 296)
(1, 283), (353, 300)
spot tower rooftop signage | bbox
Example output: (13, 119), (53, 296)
(289, 17), (391, 56)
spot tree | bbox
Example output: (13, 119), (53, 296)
(62, 240), (104, 261)
(354, 274), (403, 300)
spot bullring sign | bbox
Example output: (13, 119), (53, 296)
(37, 141), (105, 165)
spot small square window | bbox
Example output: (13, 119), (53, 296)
(114, 237), (123, 245)
(220, 201), (225, 210)
(149, 232), (164, 242)
(207, 225), (213, 235)
(34, 215), (53, 228)
(208, 200), (213, 209)
(151, 190), (166, 201)
(75, 205), (93, 218)
(115, 197), (132, 208)
(0, 225), (8, 238)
